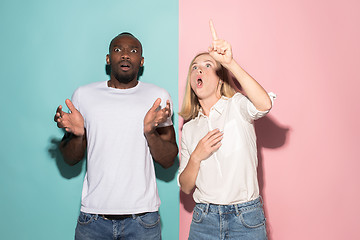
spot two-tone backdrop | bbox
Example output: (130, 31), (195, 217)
(1, 0), (359, 239)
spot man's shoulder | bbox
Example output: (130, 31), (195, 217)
(139, 81), (167, 92)
(76, 81), (106, 91)
(138, 81), (171, 100)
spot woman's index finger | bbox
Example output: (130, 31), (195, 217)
(209, 20), (218, 40)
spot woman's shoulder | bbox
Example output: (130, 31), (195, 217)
(230, 92), (245, 100)
(182, 118), (199, 131)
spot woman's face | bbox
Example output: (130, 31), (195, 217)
(189, 54), (221, 101)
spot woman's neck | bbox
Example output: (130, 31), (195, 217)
(199, 95), (221, 116)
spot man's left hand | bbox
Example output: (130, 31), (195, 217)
(144, 98), (171, 134)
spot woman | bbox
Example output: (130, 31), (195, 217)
(178, 21), (275, 240)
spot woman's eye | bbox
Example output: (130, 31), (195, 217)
(206, 63), (211, 68)
(192, 66), (198, 70)
(131, 49), (138, 53)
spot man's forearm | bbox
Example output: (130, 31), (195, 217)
(59, 132), (87, 166)
(145, 127), (178, 169)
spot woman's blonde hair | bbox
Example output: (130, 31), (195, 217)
(179, 52), (236, 121)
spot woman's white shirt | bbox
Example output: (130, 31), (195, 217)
(178, 92), (276, 204)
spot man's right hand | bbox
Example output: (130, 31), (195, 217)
(54, 99), (85, 136)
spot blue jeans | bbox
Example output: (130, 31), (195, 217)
(189, 197), (267, 240)
(75, 211), (161, 240)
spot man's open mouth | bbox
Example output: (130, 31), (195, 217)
(120, 61), (131, 71)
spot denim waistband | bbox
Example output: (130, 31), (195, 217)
(195, 196), (263, 215)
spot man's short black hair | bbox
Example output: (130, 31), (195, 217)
(118, 32), (134, 37)
(108, 32), (141, 53)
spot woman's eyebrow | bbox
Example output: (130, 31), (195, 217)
(204, 60), (213, 64)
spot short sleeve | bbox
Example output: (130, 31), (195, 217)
(157, 90), (173, 128)
(70, 87), (81, 113)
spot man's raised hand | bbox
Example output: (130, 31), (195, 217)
(144, 98), (171, 134)
(54, 99), (85, 136)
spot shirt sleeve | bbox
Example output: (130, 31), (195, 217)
(157, 89), (173, 128)
(70, 87), (81, 113)
(177, 127), (191, 187)
(233, 92), (276, 122)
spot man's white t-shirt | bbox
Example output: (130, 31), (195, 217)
(71, 81), (173, 214)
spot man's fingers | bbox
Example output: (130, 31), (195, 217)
(57, 118), (66, 128)
(54, 113), (60, 122)
(164, 100), (171, 116)
(209, 20), (218, 41)
(57, 105), (65, 117)
(54, 105), (65, 122)
(151, 98), (162, 111)
(65, 99), (76, 113)
(56, 105), (62, 113)
(165, 100), (171, 109)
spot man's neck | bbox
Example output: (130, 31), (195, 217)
(107, 78), (138, 89)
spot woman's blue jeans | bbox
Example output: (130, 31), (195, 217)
(189, 197), (267, 240)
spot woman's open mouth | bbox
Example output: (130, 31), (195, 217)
(197, 78), (203, 87)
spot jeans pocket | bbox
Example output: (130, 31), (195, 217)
(136, 212), (160, 229)
(192, 206), (205, 223)
(77, 212), (97, 225)
(240, 207), (266, 228)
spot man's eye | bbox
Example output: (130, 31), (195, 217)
(114, 48), (121, 52)
(131, 49), (138, 53)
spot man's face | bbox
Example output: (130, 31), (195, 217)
(106, 35), (144, 84)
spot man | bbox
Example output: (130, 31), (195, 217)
(54, 32), (178, 239)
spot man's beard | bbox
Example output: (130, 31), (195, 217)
(113, 70), (137, 84)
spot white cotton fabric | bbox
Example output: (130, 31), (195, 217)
(71, 81), (173, 214)
(178, 92), (276, 205)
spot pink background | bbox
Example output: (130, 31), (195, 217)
(178, 0), (360, 239)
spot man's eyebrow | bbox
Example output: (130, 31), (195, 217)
(112, 45), (140, 49)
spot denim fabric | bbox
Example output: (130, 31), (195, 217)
(189, 197), (267, 240)
(75, 211), (161, 240)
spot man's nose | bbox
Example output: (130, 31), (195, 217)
(121, 53), (130, 60)
(121, 50), (130, 60)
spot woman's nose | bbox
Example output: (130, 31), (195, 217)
(197, 68), (202, 74)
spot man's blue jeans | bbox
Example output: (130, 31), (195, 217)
(75, 211), (161, 240)
(189, 197), (267, 240)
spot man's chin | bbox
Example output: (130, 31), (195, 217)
(114, 73), (136, 84)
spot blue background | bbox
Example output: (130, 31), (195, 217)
(0, 0), (179, 239)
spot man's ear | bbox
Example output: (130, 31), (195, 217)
(106, 54), (110, 65)
(140, 57), (144, 67)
